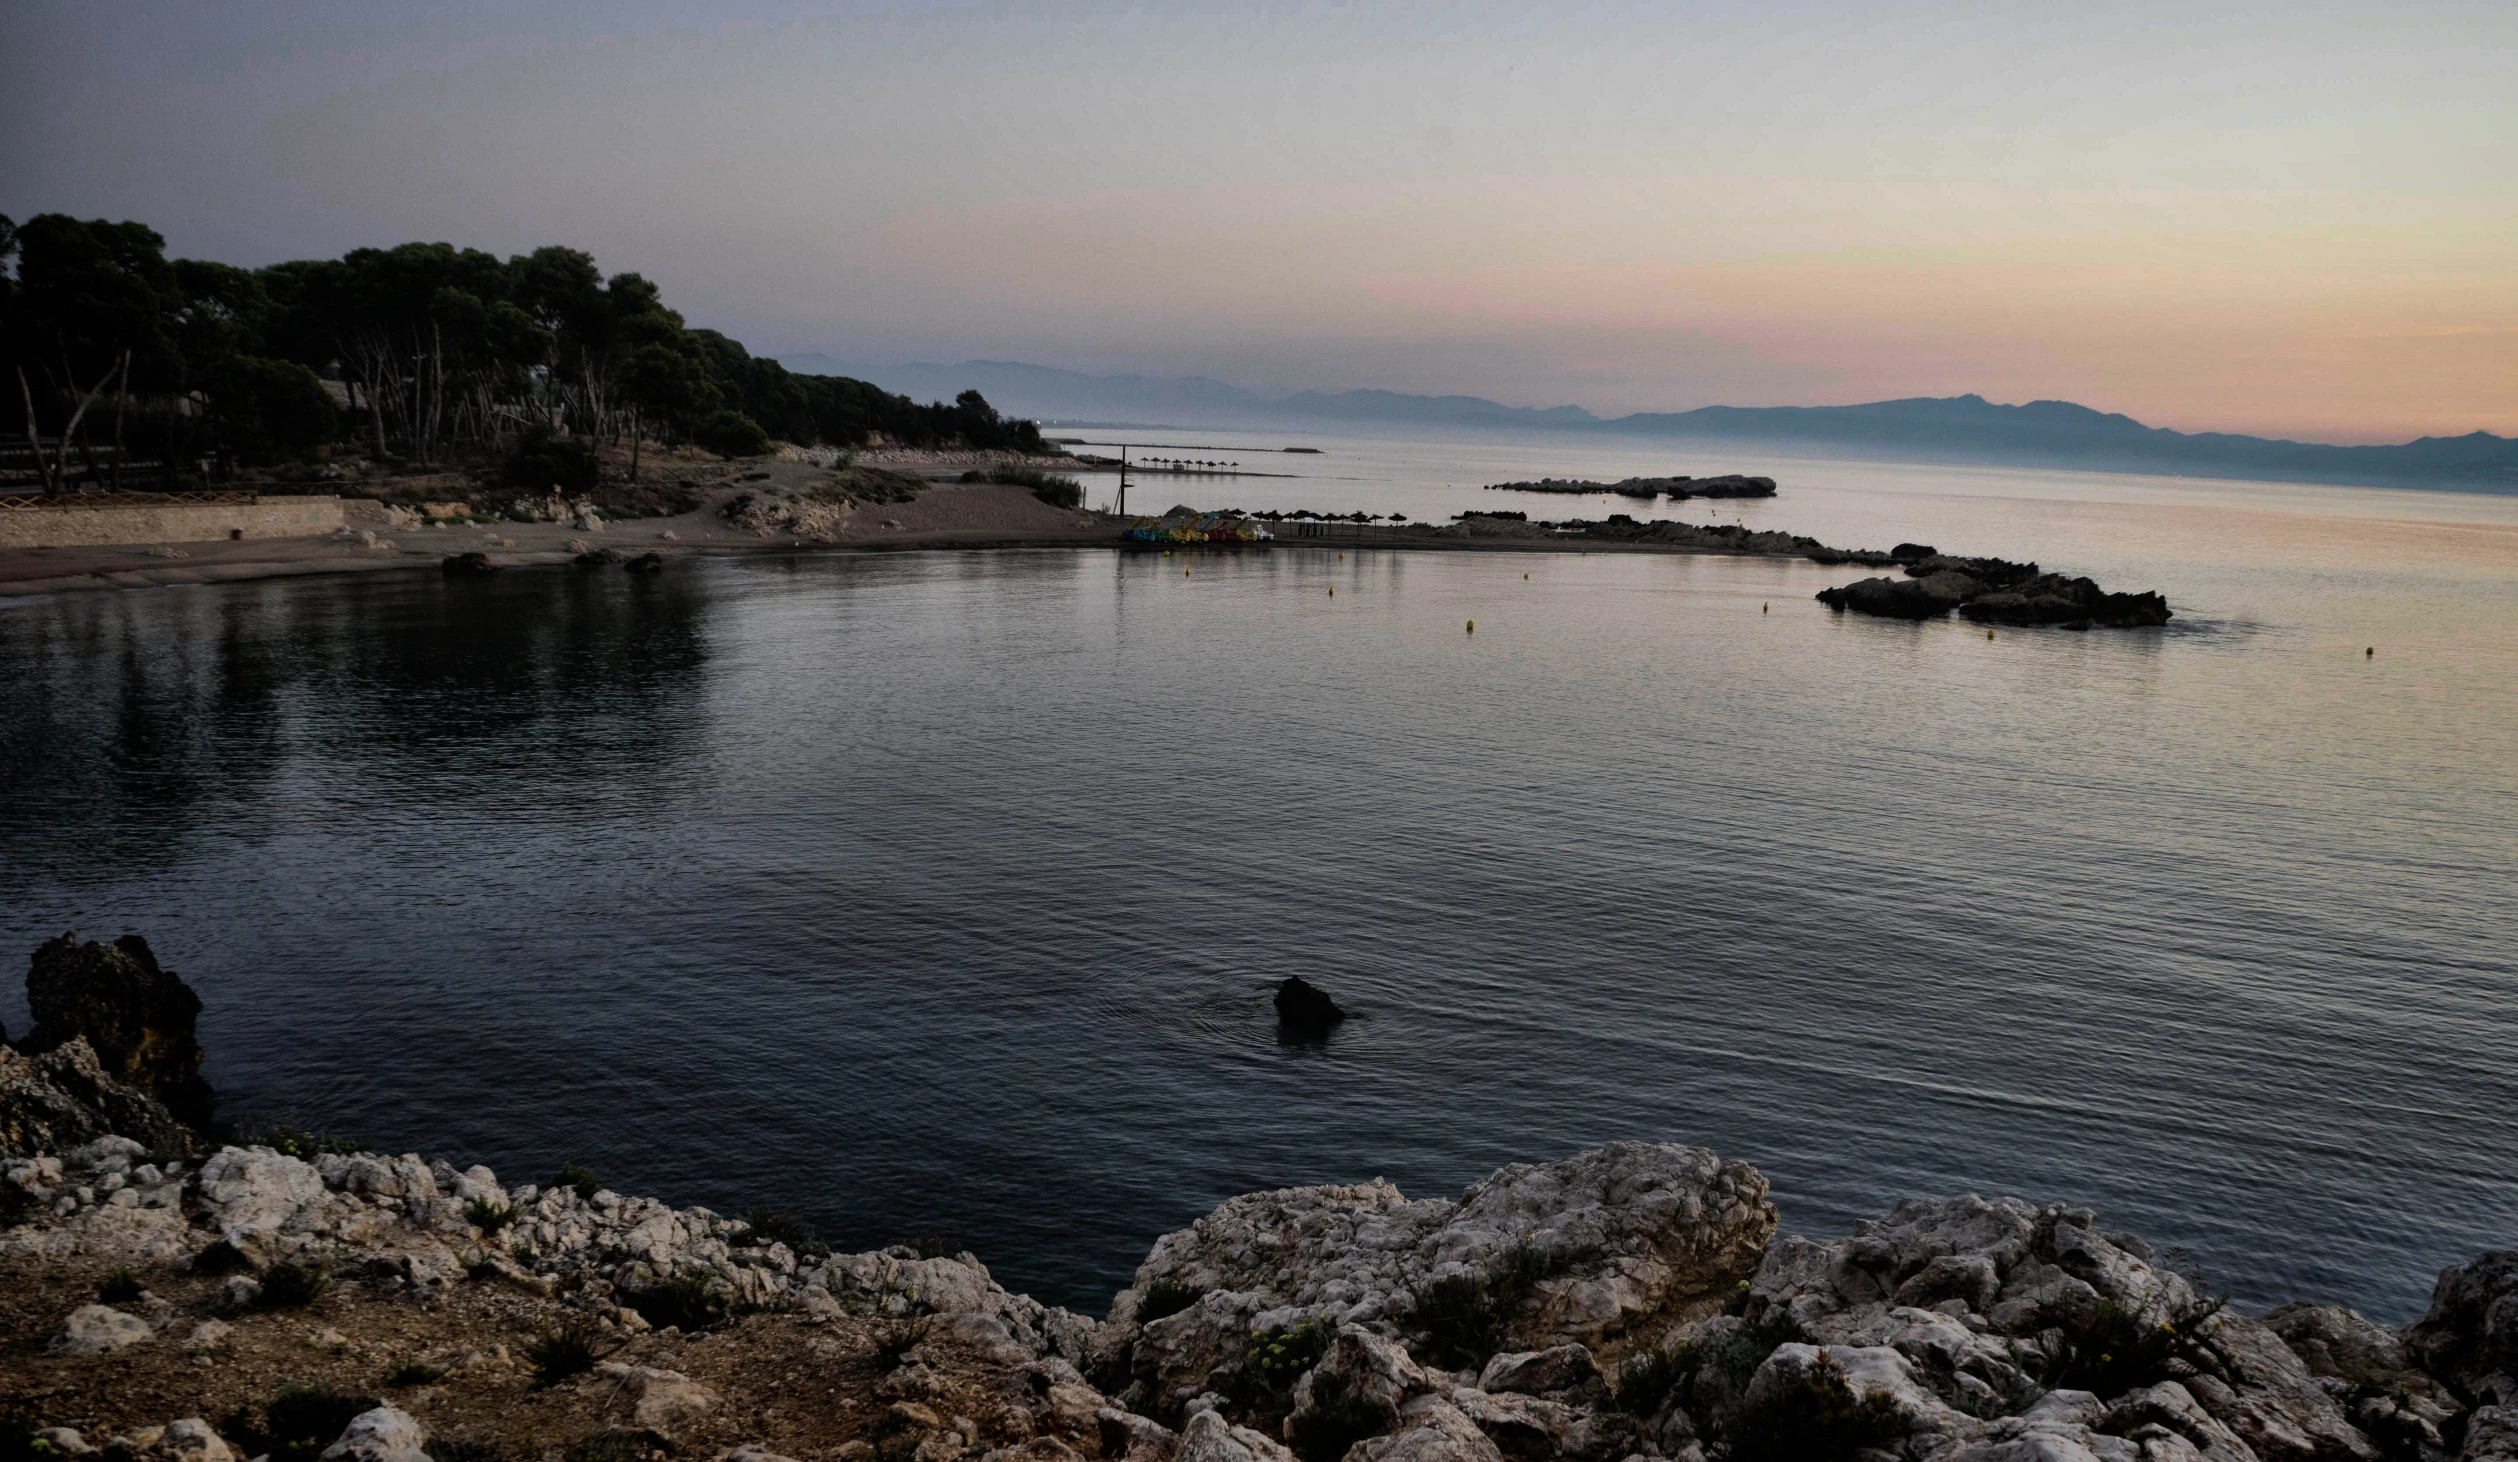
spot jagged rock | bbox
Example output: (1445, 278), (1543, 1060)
(1444, 1387), (1633, 1461)
(1097, 1408), (1181, 1462)
(50, 1302), (154, 1354)
(1172, 1410), (1293, 1462)
(441, 552), (498, 575)
(1476, 1345), (1602, 1397)
(36, 1429), (96, 1456)
(1752, 1196), (2376, 1462)
(197, 1145), (329, 1236)
(1105, 1143), (1772, 1414)
(20, 933), (213, 1129)
(1906, 554), (2041, 589)
(1289, 1325), (1436, 1433)
(596, 1362), (720, 1433)
(1816, 570), (1987, 619)
(319, 1407), (431, 1462)
(0, 1039), (194, 1159)
(1273, 978), (1346, 1035)
(2463, 1406), (2518, 1461)
(160, 1420), (235, 1462)
(1351, 1396), (1504, 1462)
(2099, 1382), (2254, 1462)
(2404, 1252), (2518, 1408)
(2264, 1302), (2464, 1451)
(1957, 574), (2173, 628)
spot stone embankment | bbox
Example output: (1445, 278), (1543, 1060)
(6, 940), (2509, 1462)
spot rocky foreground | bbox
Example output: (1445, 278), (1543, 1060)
(5, 939), (2511, 1462)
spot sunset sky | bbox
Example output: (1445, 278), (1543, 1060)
(6, 0), (2513, 442)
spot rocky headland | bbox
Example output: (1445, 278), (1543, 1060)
(1483, 478), (1779, 501)
(6, 940), (2505, 1462)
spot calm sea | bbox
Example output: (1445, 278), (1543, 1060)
(4, 427), (2514, 1322)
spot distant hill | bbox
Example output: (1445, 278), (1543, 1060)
(1601, 394), (2518, 492)
(771, 356), (1598, 430)
(772, 357), (2516, 492)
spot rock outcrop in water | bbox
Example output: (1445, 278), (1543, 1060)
(9, 932), (213, 1135)
(1815, 551), (2172, 629)
(1274, 979), (1348, 1035)
(1484, 477), (1779, 501)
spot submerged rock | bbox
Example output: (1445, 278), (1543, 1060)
(440, 551), (498, 576)
(625, 551), (666, 573)
(1273, 978), (1347, 1034)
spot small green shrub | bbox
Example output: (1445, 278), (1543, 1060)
(385, 1360), (447, 1387)
(1137, 1278), (1205, 1324)
(1407, 1241), (1567, 1370)
(985, 465), (1084, 509)
(740, 1205), (816, 1251)
(523, 1320), (600, 1386)
(873, 1316), (931, 1371)
(223, 1387), (381, 1462)
(2048, 1295), (2227, 1398)
(624, 1272), (728, 1331)
(695, 411), (771, 459)
(97, 1269), (147, 1305)
(564, 1431), (662, 1462)
(1245, 1318), (1334, 1396)
(554, 1163), (600, 1200)
(256, 1262), (330, 1310)
(1615, 1339), (1700, 1416)
(1287, 1395), (1387, 1462)
(504, 424), (601, 495)
(1696, 1307), (1807, 1395)
(465, 1197), (513, 1233)
(1723, 1354), (1904, 1462)
(230, 1118), (359, 1160)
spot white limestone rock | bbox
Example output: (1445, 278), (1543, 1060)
(50, 1303), (153, 1354)
(1106, 1143), (1773, 1410)
(318, 1408), (430, 1462)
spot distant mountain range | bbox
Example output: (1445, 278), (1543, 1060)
(772, 355), (2518, 493)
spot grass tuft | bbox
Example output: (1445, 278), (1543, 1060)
(97, 1269), (147, 1305)
(623, 1272), (729, 1332)
(385, 1360), (447, 1387)
(465, 1197), (514, 1233)
(1722, 1352), (1903, 1462)
(1615, 1339), (1700, 1416)
(554, 1164), (600, 1201)
(222, 1387), (381, 1462)
(256, 1262), (330, 1310)
(1136, 1278), (1205, 1324)
(1406, 1240), (1567, 1370)
(523, 1320), (601, 1387)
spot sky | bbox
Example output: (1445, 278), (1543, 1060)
(4, 1), (2514, 443)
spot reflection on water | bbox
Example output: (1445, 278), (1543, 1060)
(2, 458), (2514, 1322)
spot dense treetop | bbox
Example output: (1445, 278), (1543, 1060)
(0, 213), (1041, 490)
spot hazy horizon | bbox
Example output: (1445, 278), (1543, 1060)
(6, 1), (2513, 444)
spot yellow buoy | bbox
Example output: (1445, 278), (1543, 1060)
(1523, 572), (1529, 580)
(2365, 646), (2375, 657)
(1466, 619), (1476, 633)
(1762, 603), (1768, 613)
(1987, 628), (1996, 639)
(1328, 588), (1334, 597)
(1185, 568), (1191, 576)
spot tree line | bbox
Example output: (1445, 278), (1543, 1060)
(0, 213), (1044, 494)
